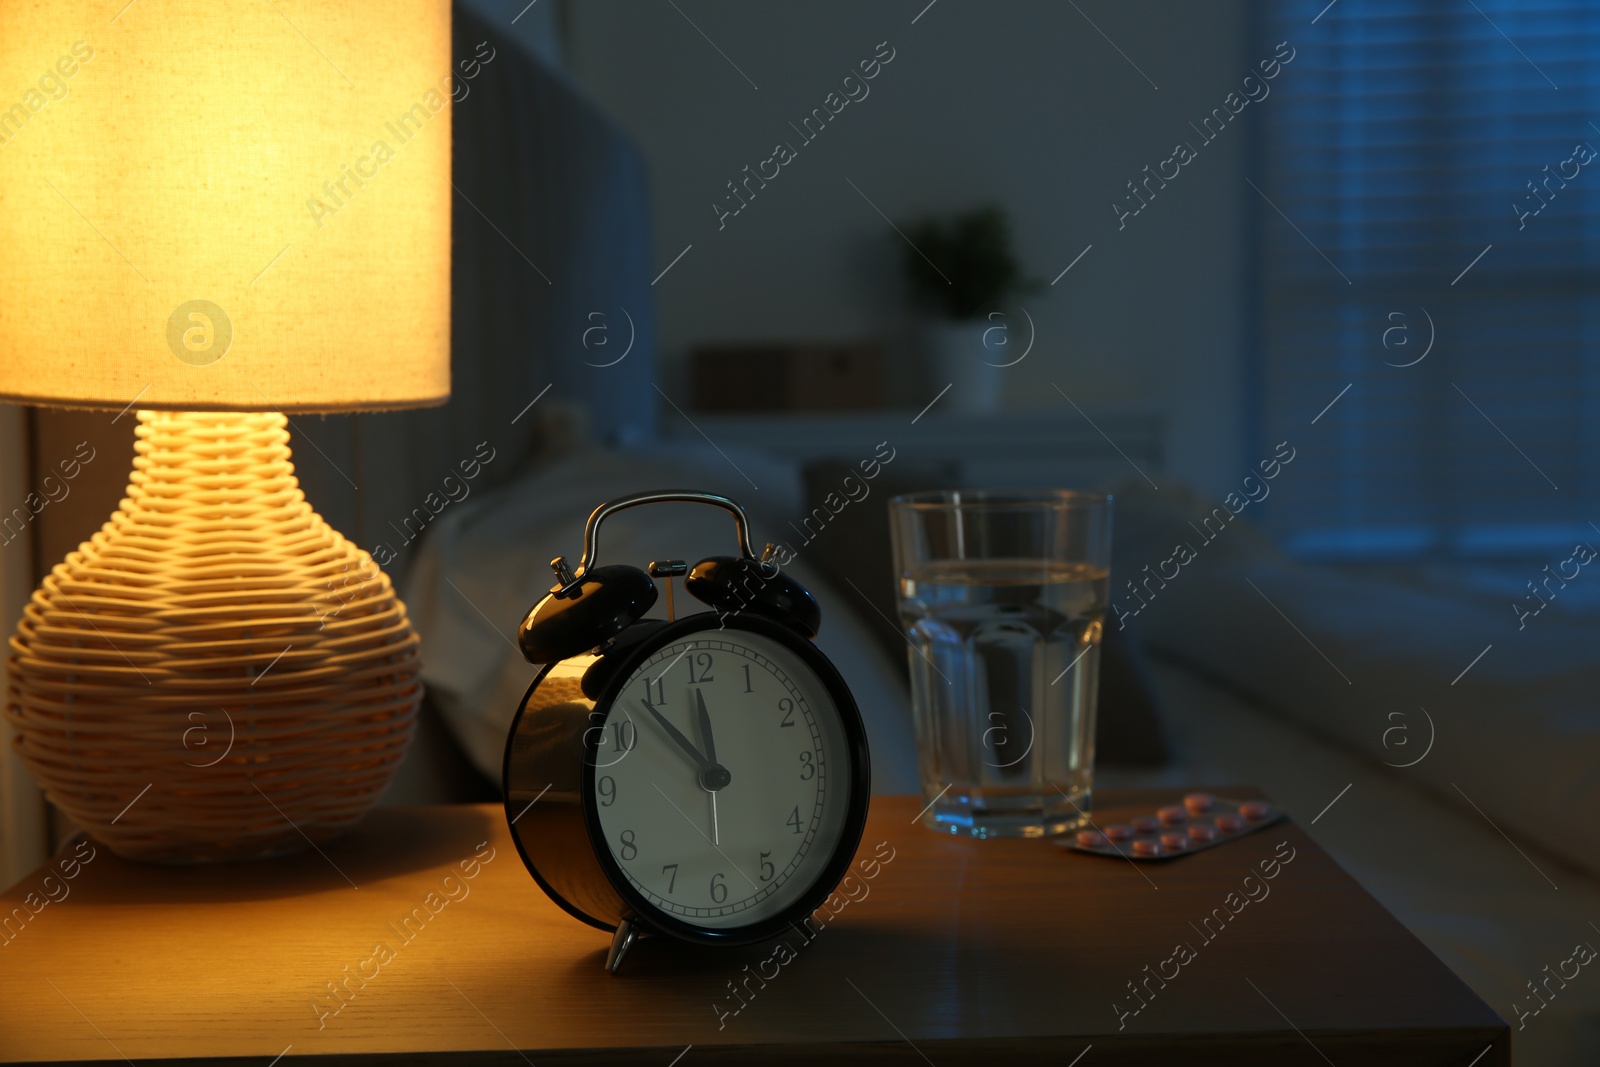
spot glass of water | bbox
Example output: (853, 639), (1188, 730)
(890, 489), (1111, 838)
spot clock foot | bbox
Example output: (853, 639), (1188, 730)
(605, 916), (642, 975)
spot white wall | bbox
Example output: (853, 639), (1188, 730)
(565, 0), (1256, 498)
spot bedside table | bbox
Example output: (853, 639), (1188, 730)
(0, 790), (1507, 1065)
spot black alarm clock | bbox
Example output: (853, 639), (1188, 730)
(502, 490), (871, 974)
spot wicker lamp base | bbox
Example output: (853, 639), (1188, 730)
(5, 410), (422, 863)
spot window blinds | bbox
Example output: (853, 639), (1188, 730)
(1258, 0), (1600, 558)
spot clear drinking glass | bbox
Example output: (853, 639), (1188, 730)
(890, 489), (1112, 838)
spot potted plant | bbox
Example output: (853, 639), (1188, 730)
(900, 204), (1036, 413)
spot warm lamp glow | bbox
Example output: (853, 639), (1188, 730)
(0, 0), (451, 411)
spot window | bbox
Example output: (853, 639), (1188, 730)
(1257, 0), (1600, 559)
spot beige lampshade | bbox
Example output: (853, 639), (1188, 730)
(0, 1), (451, 413)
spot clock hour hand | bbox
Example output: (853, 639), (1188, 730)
(639, 699), (710, 772)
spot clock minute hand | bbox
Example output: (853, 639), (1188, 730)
(639, 699), (711, 771)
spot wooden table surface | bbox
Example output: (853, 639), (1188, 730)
(0, 791), (1507, 1065)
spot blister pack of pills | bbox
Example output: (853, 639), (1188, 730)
(1061, 793), (1283, 860)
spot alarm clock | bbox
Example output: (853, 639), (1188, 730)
(502, 490), (871, 974)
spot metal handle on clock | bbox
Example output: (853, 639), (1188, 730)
(550, 490), (772, 596)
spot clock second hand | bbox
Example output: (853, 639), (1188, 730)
(651, 781), (760, 895)
(695, 690), (720, 845)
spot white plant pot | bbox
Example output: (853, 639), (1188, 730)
(924, 320), (1007, 414)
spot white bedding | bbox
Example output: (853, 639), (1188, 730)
(401, 443), (919, 795)
(1130, 553), (1600, 886)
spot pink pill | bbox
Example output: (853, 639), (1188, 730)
(1240, 800), (1274, 821)
(1187, 823), (1216, 842)
(1131, 816), (1161, 834)
(1157, 805), (1188, 826)
(1159, 832), (1188, 850)
(1104, 824), (1136, 842)
(1076, 830), (1107, 848)
(1214, 813), (1243, 833)
(1131, 838), (1164, 856)
(1184, 792), (1216, 813)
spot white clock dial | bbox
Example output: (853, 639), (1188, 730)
(591, 629), (853, 929)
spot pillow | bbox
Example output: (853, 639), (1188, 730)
(799, 462), (1170, 766)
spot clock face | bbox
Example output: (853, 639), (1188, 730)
(590, 627), (855, 930)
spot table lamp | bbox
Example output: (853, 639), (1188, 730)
(0, 2), (451, 862)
